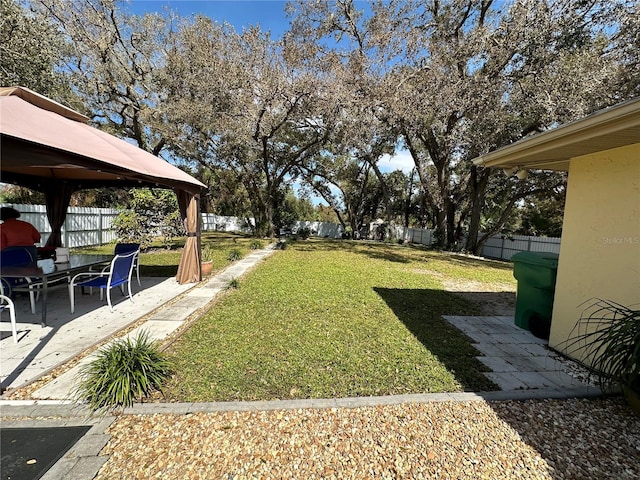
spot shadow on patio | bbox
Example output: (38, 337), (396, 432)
(0, 276), (194, 393)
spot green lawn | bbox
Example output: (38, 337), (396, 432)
(164, 239), (514, 402)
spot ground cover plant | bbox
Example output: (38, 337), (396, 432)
(164, 239), (514, 402)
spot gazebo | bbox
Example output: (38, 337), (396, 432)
(0, 86), (206, 284)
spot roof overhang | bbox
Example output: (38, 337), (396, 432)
(473, 97), (640, 172)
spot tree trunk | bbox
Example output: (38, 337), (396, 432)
(465, 166), (490, 253)
(445, 197), (456, 249)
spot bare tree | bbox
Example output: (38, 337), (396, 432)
(289, 0), (634, 251)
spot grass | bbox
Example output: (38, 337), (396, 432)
(163, 239), (513, 402)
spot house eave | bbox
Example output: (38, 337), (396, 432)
(473, 97), (640, 171)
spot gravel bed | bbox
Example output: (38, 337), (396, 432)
(96, 396), (639, 479)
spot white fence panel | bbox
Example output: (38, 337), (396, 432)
(401, 227), (435, 246)
(62, 206), (119, 247)
(294, 221), (342, 238)
(479, 234), (561, 260)
(2, 203), (118, 248)
(201, 214), (252, 233)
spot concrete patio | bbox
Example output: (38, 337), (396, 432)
(0, 276), (194, 392)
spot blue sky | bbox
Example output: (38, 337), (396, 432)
(124, 0), (291, 36)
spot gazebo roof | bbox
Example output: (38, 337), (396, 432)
(0, 86), (205, 193)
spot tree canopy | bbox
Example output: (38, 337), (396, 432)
(3, 0), (637, 249)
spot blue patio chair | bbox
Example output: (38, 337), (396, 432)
(92, 243), (141, 287)
(114, 243), (141, 286)
(69, 250), (138, 313)
(0, 247), (41, 314)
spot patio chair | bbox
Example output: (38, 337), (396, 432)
(114, 243), (141, 286)
(68, 250), (138, 313)
(0, 281), (18, 343)
(1, 247), (42, 315)
(90, 243), (141, 287)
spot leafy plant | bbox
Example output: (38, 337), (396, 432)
(74, 331), (172, 414)
(227, 248), (242, 261)
(201, 244), (215, 263)
(113, 189), (182, 248)
(249, 239), (264, 250)
(226, 277), (240, 289)
(563, 298), (640, 394)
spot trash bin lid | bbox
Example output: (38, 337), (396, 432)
(511, 251), (559, 268)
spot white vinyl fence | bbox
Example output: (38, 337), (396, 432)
(2, 204), (560, 260)
(2, 204), (119, 248)
(394, 225), (560, 260)
(480, 234), (561, 260)
(199, 215), (344, 239)
(201, 213), (251, 233)
(398, 226), (436, 246)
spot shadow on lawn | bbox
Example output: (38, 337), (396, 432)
(293, 239), (411, 263)
(374, 286), (499, 392)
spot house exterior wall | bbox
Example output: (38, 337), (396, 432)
(549, 143), (640, 360)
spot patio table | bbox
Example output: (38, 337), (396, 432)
(0, 254), (113, 327)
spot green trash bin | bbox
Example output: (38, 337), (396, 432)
(512, 251), (559, 337)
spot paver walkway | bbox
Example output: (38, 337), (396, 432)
(444, 315), (594, 393)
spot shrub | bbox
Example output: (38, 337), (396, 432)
(227, 248), (242, 261)
(249, 239), (264, 250)
(73, 331), (172, 414)
(113, 189), (183, 248)
(297, 227), (311, 239)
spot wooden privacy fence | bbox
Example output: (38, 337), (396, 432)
(2, 204), (560, 260)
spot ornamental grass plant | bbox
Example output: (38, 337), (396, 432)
(227, 248), (243, 261)
(563, 298), (640, 396)
(74, 331), (172, 415)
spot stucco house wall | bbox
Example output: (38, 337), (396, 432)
(549, 143), (640, 360)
